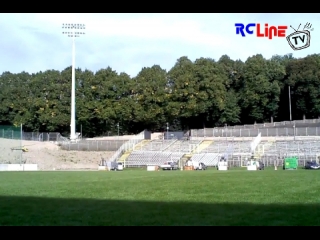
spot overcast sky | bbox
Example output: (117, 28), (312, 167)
(0, 13), (319, 77)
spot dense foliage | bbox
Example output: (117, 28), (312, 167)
(1, 53), (319, 137)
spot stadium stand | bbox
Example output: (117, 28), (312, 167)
(190, 153), (220, 167)
(163, 140), (202, 152)
(257, 139), (320, 166)
(124, 139), (254, 167)
(138, 139), (176, 151)
(125, 139), (202, 167)
(118, 119), (320, 168)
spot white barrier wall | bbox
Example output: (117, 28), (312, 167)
(23, 164), (38, 171)
(0, 164), (38, 171)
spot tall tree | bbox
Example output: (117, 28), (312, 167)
(1, 53), (319, 135)
(286, 54), (320, 119)
(131, 65), (168, 132)
(240, 54), (285, 123)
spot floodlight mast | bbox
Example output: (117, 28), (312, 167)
(62, 23), (85, 142)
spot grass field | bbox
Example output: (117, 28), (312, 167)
(1, 168), (320, 226)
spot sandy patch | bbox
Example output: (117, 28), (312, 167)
(0, 139), (115, 170)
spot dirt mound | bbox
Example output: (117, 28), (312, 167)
(11, 140), (115, 170)
(0, 138), (23, 164)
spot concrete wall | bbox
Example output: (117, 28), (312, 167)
(59, 140), (127, 151)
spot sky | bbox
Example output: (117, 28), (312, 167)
(0, 13), (319, 78)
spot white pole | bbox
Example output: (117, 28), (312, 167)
(70, 34), (76, 141)
(62, 23), (85, 142)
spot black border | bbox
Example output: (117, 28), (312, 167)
(4, 3), (316, 13)
(1, 9), (316, 231)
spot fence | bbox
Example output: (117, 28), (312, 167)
(22, 132), (61, 141)
(0, 131), (63, 142)
(3, 129), (146, 152)
(3, 119), (319, 141)
(0, 125), (23, 164)
(213, 118), (320, 129)
(191, 127), (320, 138)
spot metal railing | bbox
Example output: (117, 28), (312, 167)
(108, 130), (146, 163)
(0, 131), (64, 142)
(213, 118), (320, 130)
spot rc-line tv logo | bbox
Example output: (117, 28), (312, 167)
(286, 23), (313, 50)
(235, 22), (314, 50)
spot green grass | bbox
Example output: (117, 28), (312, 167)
(1, 168), (320, 226)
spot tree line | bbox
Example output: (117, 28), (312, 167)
(0, 53), (319, 137)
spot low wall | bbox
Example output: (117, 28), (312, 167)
(0, 164), (38, 171)
(60, 140), (127, 151)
